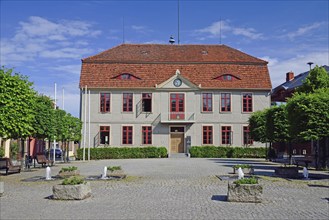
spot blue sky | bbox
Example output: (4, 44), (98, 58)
(1, 0), (328, 117)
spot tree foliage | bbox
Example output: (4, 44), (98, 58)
(297, 65), (329, 94)
(248, 110), (268, 143)
(265, 105), (290, 143)
(286, 88), (329, 141)
(0, 67), (37, 138)
(32, 95), (55, 140)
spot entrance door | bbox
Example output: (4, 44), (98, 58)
(170, 93), (185, 120)
(170, 127), (185, 153)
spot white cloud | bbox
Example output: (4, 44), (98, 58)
(0, 16), (101, 65)
(268, 51), (329, 88)
(195, 20), (264, 40)
(49, 65), (81, 75)
(131, 25), (152, 34)
(286, 22), (325, 40)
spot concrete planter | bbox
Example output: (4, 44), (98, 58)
(227, 183), (263, 203)
(52, 182), (91, 200)
(233, 167), (254, 175)
(58, 170), (80, 178)
(108, 170), (126, 179)
(0, 182), (4, 197)
(275, 167), (299, 178)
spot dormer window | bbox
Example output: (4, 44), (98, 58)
(214, 74), (240, 81)
(113, 73), (141, 80)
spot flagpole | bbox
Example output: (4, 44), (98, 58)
(83, 85), (87, 161)
(88, 90), (91, 161)
(53, 83), (57, 164)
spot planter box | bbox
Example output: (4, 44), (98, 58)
(108, 170), (126, 179)
(52, 182), (91, 200)
(233, 168), (254, 175)
(275, 167), (299, 178)
(227, 183), (262, 203)
(58, 170), (80, 178)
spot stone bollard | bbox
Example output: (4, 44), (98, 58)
(0, 182), (4, 197)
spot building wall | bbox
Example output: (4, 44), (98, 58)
(80, 88), (270, 151)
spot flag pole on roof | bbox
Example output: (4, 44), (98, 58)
(178, 0), (180, 45)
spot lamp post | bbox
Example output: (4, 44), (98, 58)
(307, 62), (314, 70)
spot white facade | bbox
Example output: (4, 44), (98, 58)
(80, 73), (270, 154)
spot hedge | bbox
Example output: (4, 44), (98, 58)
(189, 146), (266, 158)
(76, 147), (167, 160)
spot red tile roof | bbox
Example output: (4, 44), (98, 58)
(80, 44), (272, 89)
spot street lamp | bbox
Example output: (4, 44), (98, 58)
(307, 62), (314, 70)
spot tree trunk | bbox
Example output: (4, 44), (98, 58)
(288, 141), (293, 165)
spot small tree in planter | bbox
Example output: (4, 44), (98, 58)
(52, 176), (91, 200)
(58, 166), (80, 178)
(107, 166), (126, 178)
(232, 164), (254, 174)
(227, 177), (262, 203)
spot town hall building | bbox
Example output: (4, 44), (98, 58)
(79, 44), (272, 154)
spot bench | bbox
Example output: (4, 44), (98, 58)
(294, 156), (313, 168)
(0, 158), (21, 175)
(35, 154), (54, 167)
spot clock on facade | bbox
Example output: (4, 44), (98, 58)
(173, 78), (182, 87)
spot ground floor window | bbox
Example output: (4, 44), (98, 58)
(100, 126), (110, 145)
(221, 126), (232, 145)
(122, 126), (133, 144)
(243, 126), (253, 145)
(142, 126), (152, 145)
(202, 126), (213, 145)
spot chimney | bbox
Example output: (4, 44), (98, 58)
(286, 71), (294, 82)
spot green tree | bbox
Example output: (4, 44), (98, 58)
(249, 110), (269, 143)
(266, 105), (292, 162)
(287, 88), (329, 168)
(32, 95), (55, 140)
(0, 67), (37, 139)
(297, 65), (329, 94)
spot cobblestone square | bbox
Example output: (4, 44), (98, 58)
(0, 158), (328, 219)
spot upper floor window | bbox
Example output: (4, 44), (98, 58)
(122, 126), (133, 145)
(202, 93), (213, 112)
(142, 126), (152, 145)
(221, 126), (232, 145)
(243, 126), (253, 146)
(221, 93), (231, 112)
(114, 73), (140, 80)
(100, 126), (110, 145)
(202, 126), (213, 145)
(123, 93), (133, 112)
(100, 93), (110, 113)
(142, 93), (152, 112)
(214, 74), (240, 81)
(242, 93), (253, 112)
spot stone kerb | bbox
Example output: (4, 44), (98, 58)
(52, 182), (91, 200)
(227, 182), (263, 203)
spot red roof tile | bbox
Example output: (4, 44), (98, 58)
(80, 44), (271, 89)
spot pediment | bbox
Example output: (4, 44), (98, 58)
(156, 69), (200, 89)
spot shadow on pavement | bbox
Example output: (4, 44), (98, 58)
(211, 195), (227, 202)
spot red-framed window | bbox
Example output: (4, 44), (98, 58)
(122, 126), (133, 145)
(221, 93), (231, 112)
(100, 126), (110, 145)
(202, 126), (213, 145)
(221, 126), (232, 145)
(123, 93), (133, 112)
(142, 93), (152, 112)
(100, 93), (110, 113)
(142, 126), (152, 145)
(242, 93), (253, 112)
(202, 93), (213, 112)
(170, 93), (185, 120)
(243, 126), (253, 145)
